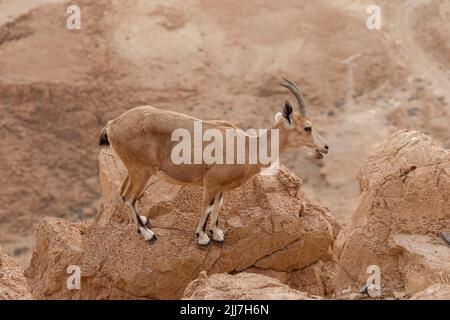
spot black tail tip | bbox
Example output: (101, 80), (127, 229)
(99, 132), (110, 146)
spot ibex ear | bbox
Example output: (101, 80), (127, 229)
(283, 100), (293, 123)
(275, 101), (294, 129)
(283, 100), (294, 128)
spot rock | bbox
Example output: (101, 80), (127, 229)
(0, 248), (31, 300)
(348, 293), (364, 300)
(182, 271), (319, 300)
(340, 286), (352, 296)
(25, 149), (339, 299)
(245, 259), (337, 296)
(336, 131), (450, 294)
(442, 231), (450, 245)
(410, 284), (450, 300)
(391, 234), (450, 294)
(392, 291), (407, 299)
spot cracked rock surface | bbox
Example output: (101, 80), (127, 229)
(24, 148), (339, 299)
(335, 131), (450, 296)
(183, 271), (319, 300)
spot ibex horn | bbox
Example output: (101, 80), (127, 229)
(280, 78), (307, 117)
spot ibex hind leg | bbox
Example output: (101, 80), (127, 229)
(120, 175), (130, 200)
(208, 192), (225, 244)
(131, 202), (156, 242)
(195, 204), (213, 246)
(195, 187), (220, 246)
(122, 167), (157, 242)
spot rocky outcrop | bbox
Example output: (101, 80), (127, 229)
(336, 131), (450, 296)
(0, 248), (31, 300)
(183, 271), (318, 300)
(24, 148), (339, 299)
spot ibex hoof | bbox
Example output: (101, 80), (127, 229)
(209, 229), (225, 243)
(146, 235), (157, 244)
(139, 215), (150, 227)
(197, 239), (211, 246)
(196, 232), (211, 246)
(139, 226), (156, 242)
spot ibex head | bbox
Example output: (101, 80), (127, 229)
(276, 78), (329, 159)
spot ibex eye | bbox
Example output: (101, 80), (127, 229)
(304, 127), (312, 133)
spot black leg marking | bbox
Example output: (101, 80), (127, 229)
(201, 213), (210, 233)
(135, 210), (146, 228)
(214, 193), (222, 228)
(201, 209), (212, 233)
(133, 202), (149, 229)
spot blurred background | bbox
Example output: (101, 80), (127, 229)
(0, 0), (449, 267)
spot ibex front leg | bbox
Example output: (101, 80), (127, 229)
(195, 188), (219, 246)
(208, 192), (224, 243)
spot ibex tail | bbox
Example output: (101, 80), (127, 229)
(99, 124), (110, 147)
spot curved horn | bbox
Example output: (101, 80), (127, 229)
(280, 78), (307, 117)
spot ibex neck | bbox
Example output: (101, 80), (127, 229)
(248, 121), (290, 170)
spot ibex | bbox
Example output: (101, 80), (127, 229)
(99, 79), (329, 245)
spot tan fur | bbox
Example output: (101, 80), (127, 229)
(102, 89), (328, 245)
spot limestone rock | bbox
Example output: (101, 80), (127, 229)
(0, 248), (31, 300)
(391, 234), (450, 294)
(183, 271), (319, 300)
(410, 284), (450, 300)
(25, 149), (339, 299)
(336, 131), (450, 294)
